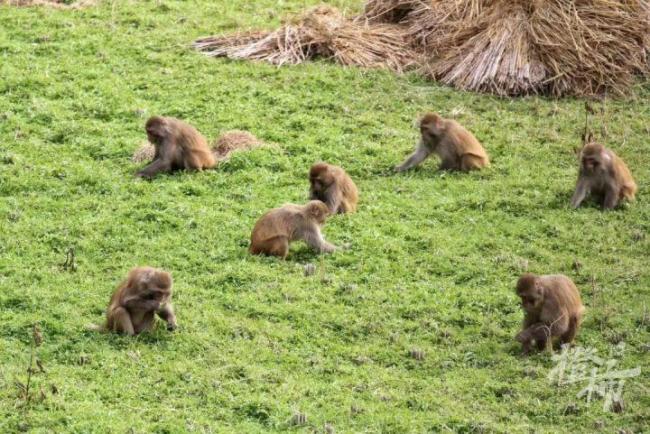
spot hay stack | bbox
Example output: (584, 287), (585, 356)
(413, 0), (648, 96)
(213, 130), (263, 162)
(131, 142), (155, 164)
(195, 0), (649, 97)
(193, 5), (420, 73)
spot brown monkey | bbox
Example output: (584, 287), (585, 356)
(90, 267), (177, 336)
(136, 116), (216, 179)
(309, 162), (359, 214)
(515, 274), (585, 355)
(571, 137), (636, 210)
(250, 200), (336, 258)
(395, 113), (489, 172)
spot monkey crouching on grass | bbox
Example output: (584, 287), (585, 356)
(515, 273), (585, 354)
(309, 162), (358, 214)
(249, 201), (336, 259)
(571, 135), (636, 210)
(395, 113), (489, 173)
(136, 116), (216, 179)
(89, 267), (177, 336)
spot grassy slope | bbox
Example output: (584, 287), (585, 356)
(0, 1), (648, 432)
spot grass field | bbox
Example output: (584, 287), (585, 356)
(0, 1), (649, 432)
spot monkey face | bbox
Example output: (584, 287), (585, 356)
(581, 155), (601, 172)
(519, 291), (543, 312)
(146, 128), (165, 146)
(310, 174), (332, 193)
(145, 117), (168, 146)
(144, 287), (170, 304)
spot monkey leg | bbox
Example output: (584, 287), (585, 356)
(261, 236), (289, 258)
(560, 316), (579, 345)
(460, 154), (484, 171)
(157, 304), (177, 331)
(602, 185), (620, 210)
(110, 307), (136, 336)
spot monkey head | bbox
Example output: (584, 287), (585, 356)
(145, 116), (170, 146)
(127, 267), (173, 306)
(304, 200), (331, 225)
(580, 142), (611, 174)
(516, 273), (544, 313)
(309, 163), (334, 195)
(419, 113), (445, 143)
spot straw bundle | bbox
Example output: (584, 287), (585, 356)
(131, 142), (155, 164)
(213, 130), (263, 162)
(360, 0), (418, 23)
(383, 0), (648, 96)
(195, 0), (648, 97)
(418, 0), (648, 96)
(193, 5), (420, 73)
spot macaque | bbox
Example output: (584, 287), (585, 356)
(309, 162), (358, 214)
(395, 113), (489, 172)
(571, 137), (636, 210)
(90, 267), (177, 336)
(136, 116), (216, 179)
(250, 200), (336, 258)
(515, 274), (585, 354)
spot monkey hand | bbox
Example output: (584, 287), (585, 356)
(135, 171), (151, 180)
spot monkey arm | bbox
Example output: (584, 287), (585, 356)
(324, 187), (343, 214)
(602, 183), (620, 209)
(395, 143), (431, 172)
(570, 178), (589, 208)
(122, 295), (160, 313)
(109, 307), (136, 336)
(156, 304), (177, 331)
(137, 158), (172, 179)
(303, 226), (336, 254)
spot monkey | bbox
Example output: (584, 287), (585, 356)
(570, 136), (637, 210)
(515, 273), (585, 355)
(89, 267), (177, 336)
(136, 116), (216, 179)
(395, 113), (489, 172)
(249, 200), (336, 258)
(309, 162), (359, 214)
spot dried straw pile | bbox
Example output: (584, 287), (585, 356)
(406, 0), (648, 96)
(195, 0), (649, 97)
(213, 130), (264, 162)
(193, 5), (419, 74)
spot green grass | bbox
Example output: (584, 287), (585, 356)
(0, 1), (649, 432)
